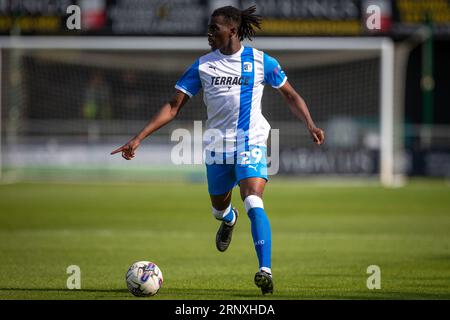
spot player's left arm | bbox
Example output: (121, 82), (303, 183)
(278, 81), (325, 145)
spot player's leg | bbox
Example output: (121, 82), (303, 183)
(206, 161), (239, 252)
(239, 177), (273, 294)
(210, 190), (235, 224)
(210, 190), (239, 252)
(235, 145), (273, 294)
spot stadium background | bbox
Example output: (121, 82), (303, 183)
(0, 0), (449, 181)
(0, 0), (449, 300)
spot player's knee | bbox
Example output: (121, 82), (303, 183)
(243, 194), (264, 213)
(212, 205), (231, 220)
(240, 189), (263, 201)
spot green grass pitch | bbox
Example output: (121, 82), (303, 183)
(0, 179), (449, 299)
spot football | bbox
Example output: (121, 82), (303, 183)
(125, 261), (163, 297)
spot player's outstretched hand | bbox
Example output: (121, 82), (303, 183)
(110, 138), (141, 160)
(309, 126), (325, 145)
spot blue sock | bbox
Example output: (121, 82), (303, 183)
(247, 207), (271, 269)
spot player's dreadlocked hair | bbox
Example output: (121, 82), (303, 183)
(212, 5), (262, 41)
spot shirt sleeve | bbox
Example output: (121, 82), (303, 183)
(175, 59), (202, 97)
(263, 53), (287, 89)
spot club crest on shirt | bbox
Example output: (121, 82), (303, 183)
(243, 62), (253, 73)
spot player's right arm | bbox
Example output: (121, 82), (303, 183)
(110, 90), (189, 160)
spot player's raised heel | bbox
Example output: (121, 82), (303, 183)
(215, 208), (238, 252)
(254, 271), (273, 295)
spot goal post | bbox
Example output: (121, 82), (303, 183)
(0, 36), (399, 186)
(250, 37), (396, 187)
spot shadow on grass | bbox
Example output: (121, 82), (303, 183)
(0, 288), (128, 294)
(161, 287), (285, 299)
(0, 287), (282, 299)
(1, 287), (449, 300)
(319, 292), (450, 300)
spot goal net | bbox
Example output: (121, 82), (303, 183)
(0, 37), (397, 185)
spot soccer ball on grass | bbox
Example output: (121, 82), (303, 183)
(125, 261), (163, 297)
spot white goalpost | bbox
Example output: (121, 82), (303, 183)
(0, 36), (399, 186)
(250, 37), (396, 187)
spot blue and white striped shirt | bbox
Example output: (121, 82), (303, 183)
(175, 46), (287, 153)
